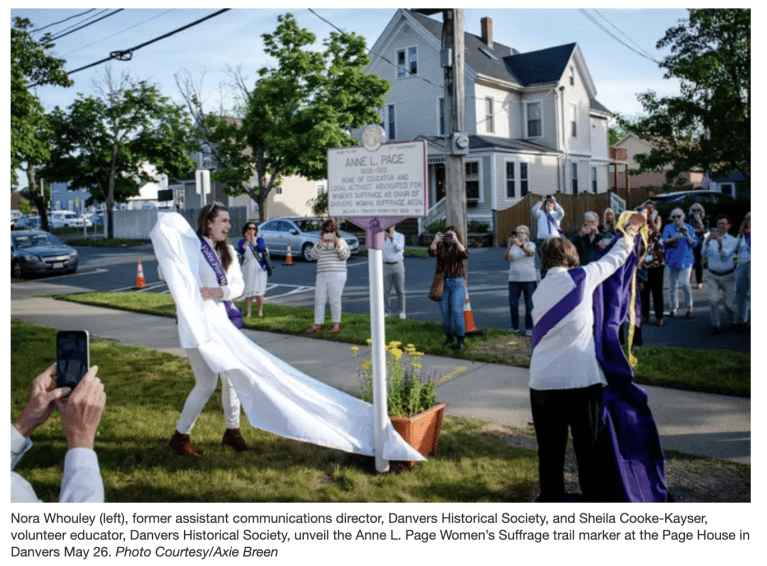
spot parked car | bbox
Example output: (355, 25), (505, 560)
(13, 215), (41, 230)
(258, 217), (360, 261)
(50, 210), (91, 228)
(87, 212), (105, 226)
(638, 190), (733, 210)
(11, 211), (23, 228)
(11, 229), (79, 278)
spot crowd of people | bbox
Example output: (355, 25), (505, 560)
(12, 198), (749, 503)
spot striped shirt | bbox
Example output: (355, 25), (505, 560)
(310, 239), (350, 272)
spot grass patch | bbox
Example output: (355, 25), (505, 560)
(11, 320), (539, 503)
(55, 292), (750, 397)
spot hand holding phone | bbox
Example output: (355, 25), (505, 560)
(57, 330), (90, 390)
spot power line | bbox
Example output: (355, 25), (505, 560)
(592, 9), (658, 62)
(49, 9), (125, 42)
(62, 9), (177, 57)
(579, 9), (660, 64)
(30, 9), (97, 34)
(55, 9), (231, 82)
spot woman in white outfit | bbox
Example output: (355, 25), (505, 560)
(307, 218), (350, 333)
(237, 222), (268, 318)
(167, 202), (248, 456)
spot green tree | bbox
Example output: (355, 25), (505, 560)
(44, 68), (198, 238)
(198, 13), (390, 223)
(11, 17), (72, 230)
(618, 9), (750, 183)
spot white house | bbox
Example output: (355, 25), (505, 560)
(365, 10), (613, 230)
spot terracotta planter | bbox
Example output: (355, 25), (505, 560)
(390, 403), (448, 463)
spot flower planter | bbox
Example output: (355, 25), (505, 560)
(389, 403), (448, 464)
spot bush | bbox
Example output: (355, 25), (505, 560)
(467, 220), (490, 233)
(425, 220), (446, 234)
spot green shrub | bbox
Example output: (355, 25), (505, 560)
(425, 220), (446, 234)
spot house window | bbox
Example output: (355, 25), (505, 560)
(316, 182), (326, 196)
(571, 103), (578, 138)
(485, 97), (494, 134)
(466, 161), (480, 201)
(526, 101), (542, 138)
(572, 162), (579, 194)
(520, 162), (529, 196)
(721, 183), (735, 197)
(569, 65), (575, 86)
(591, 166), (598, 194)
(275, 186), (283, 196)
(380, 105), (396, 141)
(438, 97), (446, 136)
(397, 46), (417, 78)
(505, 162), (516, 199)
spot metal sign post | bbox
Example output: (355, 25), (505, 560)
(328, 127), (428, 472)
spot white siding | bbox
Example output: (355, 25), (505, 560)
(589, 116), (610, 161)
(474, 83), (513, 138)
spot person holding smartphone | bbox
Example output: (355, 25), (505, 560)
(504, 225), (536, 336)
(165, 202), (248, 457)
(11, 364), (106, 502)
(307, 218), (350, 333)
(662, 208), (698, 318)
(237, 222), (269, 318)
(429, 226), (469, 351)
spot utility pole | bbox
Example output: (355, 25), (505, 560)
(443, 9), (468, 240)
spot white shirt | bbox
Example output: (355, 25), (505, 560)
(529, 235), (633, 390)
(11, 424), (104, 502)
(382, 231), (405, 263)
(532, 201), (565, 239)
(702, 233), (737, 272)
(507, 241), (537, 282)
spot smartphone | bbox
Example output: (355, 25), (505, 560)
(510, 231), (518, 238)
(57, 330), (90, 389)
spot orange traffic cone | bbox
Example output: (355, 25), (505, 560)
(135, 260), (146, 289)
(285, 243), (293, 265)
(463, 290), (484, 336)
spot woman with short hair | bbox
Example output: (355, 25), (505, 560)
(662, 208), (698, 317)
(504, 225), (536, 336)
(529, 212), (646, 502)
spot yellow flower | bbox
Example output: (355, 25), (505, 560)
(361, 360), (372, 371)
(389, 348), (403, 361)
(366, 338), (372, 345)
(413, 363), (422, 369)
(406, 344), (415, 349)
(388, 341), (402, 348)
(350, 346), (359, 352)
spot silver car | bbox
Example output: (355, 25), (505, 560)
(258, 217), (360, 261)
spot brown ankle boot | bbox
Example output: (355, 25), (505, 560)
(222, 428), (250, 451)
(169, 430), (201, 457)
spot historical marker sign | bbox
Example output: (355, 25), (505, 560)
(327, 139), (428, 218)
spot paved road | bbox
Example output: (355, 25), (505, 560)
(54, 240), (750, 354)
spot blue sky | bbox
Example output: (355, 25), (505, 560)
(12, 7), (692, 118)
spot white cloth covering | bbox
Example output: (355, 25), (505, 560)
(150, 213), (423, 461)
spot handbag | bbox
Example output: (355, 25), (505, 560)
(429, 272), (445, 301)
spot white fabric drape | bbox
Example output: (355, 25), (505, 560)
(150, 212), (424, 462)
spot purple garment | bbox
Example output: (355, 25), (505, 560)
(592, 235), (668, 502)
(200, 238), (244, 329)
(531, 234), (668, 502)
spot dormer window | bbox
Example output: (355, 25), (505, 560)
(569, 65), (575, 86)
(397, 47), (418, 78)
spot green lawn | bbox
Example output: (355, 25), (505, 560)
(56, 291), (750, 397)
(11, 320), (538, 503)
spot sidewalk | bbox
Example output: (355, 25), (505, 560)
(11, 281), (751, 464)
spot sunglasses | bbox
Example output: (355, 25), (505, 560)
(672, 215), (682, 219)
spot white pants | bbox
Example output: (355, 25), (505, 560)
(314, 271), (347, 324)
(383, 261), (406, 316)
(176, 348), (240, 434)
(667, 266), (693, 311)
(707, 270), (736, 328)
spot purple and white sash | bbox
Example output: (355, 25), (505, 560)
(544, 209), (564, 237)
(200, 238), (244, 329)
